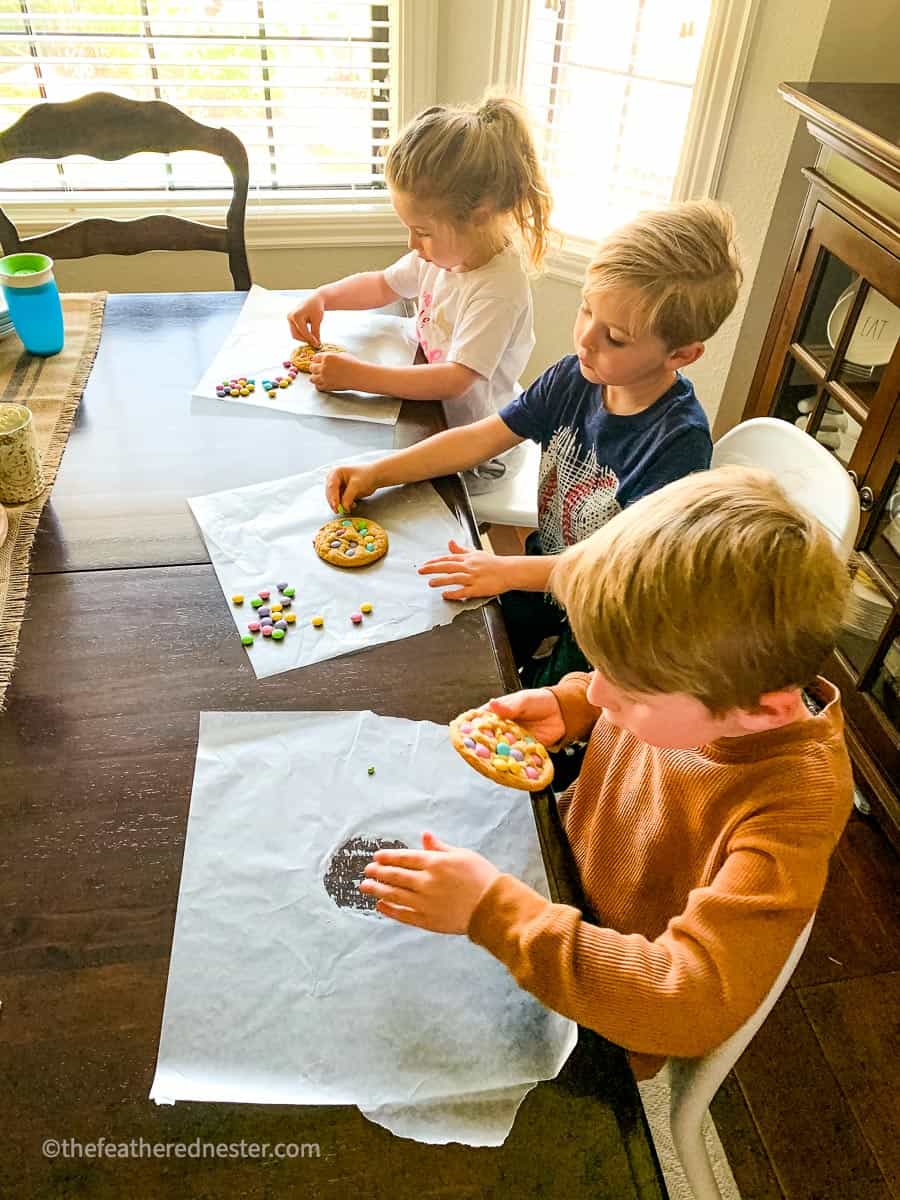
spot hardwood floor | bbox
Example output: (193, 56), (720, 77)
(711, 810), (900, 1200)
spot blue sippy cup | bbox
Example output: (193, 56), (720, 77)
(0, 252), (65, 356)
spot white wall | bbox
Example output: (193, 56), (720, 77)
(713, 0), (900, 435)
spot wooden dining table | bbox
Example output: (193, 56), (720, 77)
(0, 292), (666, 1199)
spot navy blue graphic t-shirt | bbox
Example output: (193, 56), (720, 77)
(500, 355), (712, 554)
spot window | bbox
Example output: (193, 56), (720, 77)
(0, 0), (396, 196)
(522, 0), (749, 248)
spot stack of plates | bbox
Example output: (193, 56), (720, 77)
(843, 567), (892, 639)
(0, 306), (14, 339)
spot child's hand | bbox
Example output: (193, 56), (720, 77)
(309, 351), (364, 393)
(488, 689), (565, 747)
(418, 539), (511, 600)
(288, 292), (325, 345)
(325, 463), (379, 512)
(360, 832), (500, 934)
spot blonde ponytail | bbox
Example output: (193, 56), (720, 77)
(385, 95), (552, 269)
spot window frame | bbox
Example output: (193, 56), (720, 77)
(509, 0), (761, 283)
(0, 0), (437, 251)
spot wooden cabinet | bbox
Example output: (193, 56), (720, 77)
(746, 83), (900, 846)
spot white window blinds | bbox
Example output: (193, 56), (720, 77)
(522, 0), (713, 244)
(0, 0), (393, 194)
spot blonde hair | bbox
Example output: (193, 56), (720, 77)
(550, 466), (849, 713)
(585, 199), (743, 348)
(385, 95), (551, 269)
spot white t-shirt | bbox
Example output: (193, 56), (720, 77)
(383, 244), (534, 430)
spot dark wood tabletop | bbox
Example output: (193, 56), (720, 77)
(0, 292), (665, 1199)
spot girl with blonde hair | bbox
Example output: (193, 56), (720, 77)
(288, 95), (551, 489)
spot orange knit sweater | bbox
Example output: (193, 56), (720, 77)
(468, 674), (853, 1078)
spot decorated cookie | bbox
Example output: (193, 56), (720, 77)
(324, 836), (408, 915)
(290, 342), (346, 373)
(449, 707), (554, 792)
(314, 515), (388, 568)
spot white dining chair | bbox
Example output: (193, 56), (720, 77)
(711, 416), (860, 560)
(667, 915), (815, 1200)
(470, 437), (541, 530)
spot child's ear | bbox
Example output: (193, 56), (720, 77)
(733, 688), (805, 733)
(469, 203), (495, 227)
(666, 341), (705, 370)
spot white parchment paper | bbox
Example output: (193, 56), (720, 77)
(150, 710), (577, 1145)
(192, 284), (417, 424)
(189, 454), (485, 679)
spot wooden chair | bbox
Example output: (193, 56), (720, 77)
(0, 92), (250, 290)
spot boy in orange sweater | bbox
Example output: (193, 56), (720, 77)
(360, 466), (853, 1076)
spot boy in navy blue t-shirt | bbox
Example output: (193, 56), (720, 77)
(326, 200), (742, 694)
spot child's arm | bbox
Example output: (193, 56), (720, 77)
(288, 272), (400, 344)
(325, 415), (522, 512)
(309, 354), (479, 403)
(418, 542), (558, 598)
(367, 818), (827, 1060)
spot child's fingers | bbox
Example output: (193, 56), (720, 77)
(363, 863), (425, 891)
(422, 831), (451, 852)
(375, 899), (425, 927)
(488, 694), (525, 719)
(447, 539), (469, 554)
(418, 556), (464, 574)
(359, 878), (419, 907)
(424, 573), (468, 589)
(373, 847), (434, 869)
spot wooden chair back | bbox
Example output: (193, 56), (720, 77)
(0, 92), (250, 290)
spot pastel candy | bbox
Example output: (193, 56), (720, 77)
(330, 540), (341, 548)
(275, 619), (288, 630)
(277, 581), (289, 590)
(529, 755), (543, 768)
(251, 597), (263, 609)
(511, 748), (524, 761)
(262, 626), (273, 637)
(231, 594), (244, 605)
(285, 613), (297, 624)
(272, 628), (286, 640)
(366, 543), (375, 552)
(260, 616), (274, 627)
(525, 767), (540, 780)
(258, 606), (270, 617)
(283, 587), (296, 598)
(360, 603), (373, 614)
(493, 758), (509, 771)
(259, 590), (270, 599)
(247, 621), (260, 633)
(475, 744), (491, 759)
(460, 723), (473, 734)
(280, 598), (292, 609)
(350, 612), (363, 624)
(496, 742), (511, 756)
(241, 635), (254, 646)
(462, 737), (476, 749)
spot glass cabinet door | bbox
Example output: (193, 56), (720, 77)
(757, 204), (900, 489)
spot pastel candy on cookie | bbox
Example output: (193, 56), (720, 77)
(525, 767), (540, 780)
